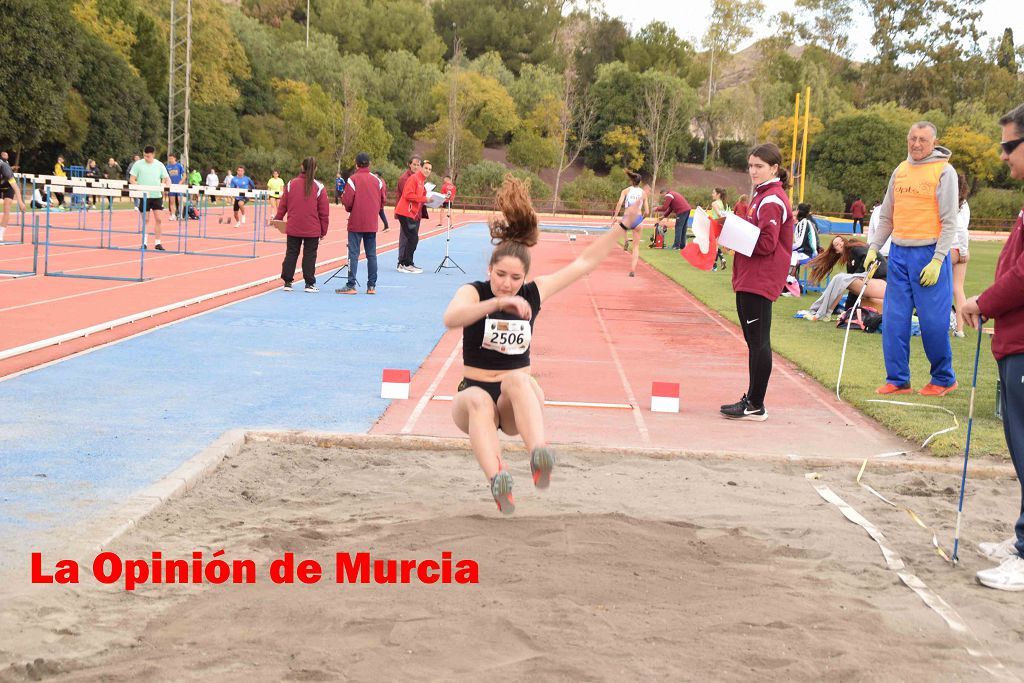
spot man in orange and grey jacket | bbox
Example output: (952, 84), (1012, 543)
(866, 121), (960, 397)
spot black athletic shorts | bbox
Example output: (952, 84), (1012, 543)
(138, 197), (163, 212)
(233, 198), (248, 212)
(458, 377), (502, 404)
(0, 186), (14, 200)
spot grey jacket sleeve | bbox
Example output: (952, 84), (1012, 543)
(932, 164), (960, 260)
(870, 169), (898, 251)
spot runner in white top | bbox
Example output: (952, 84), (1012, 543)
(206, 168), (219, 205)
(612, 170), (650, 277)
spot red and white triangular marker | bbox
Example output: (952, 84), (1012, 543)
(381, 369), (411, 400)
(650, 382), (680, 413)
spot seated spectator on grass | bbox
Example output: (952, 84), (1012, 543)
(790, 202), (820, 275)
(801, 236), (888, 321)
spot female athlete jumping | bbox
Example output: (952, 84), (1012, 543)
(444, 176), (631, 513)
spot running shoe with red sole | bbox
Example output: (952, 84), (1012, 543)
(490, 471), (515, 515)
(918, 381), (958, 397)
(875, 383), (912, 395)
(530, 446), (555, 489)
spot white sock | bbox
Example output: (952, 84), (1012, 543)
(155, 240), (161, 245)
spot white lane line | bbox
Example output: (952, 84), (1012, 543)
(580, 260), (650, 445)
(430, 395), (632, 409)
(400, 336), (463, 434)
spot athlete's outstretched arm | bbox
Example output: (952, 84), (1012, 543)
(534, 220), (628, 302)
(444, 284), (531, 329)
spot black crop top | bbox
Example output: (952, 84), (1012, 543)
(462, 280), (541, 371)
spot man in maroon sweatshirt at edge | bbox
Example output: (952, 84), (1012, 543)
(962, 103), (1024, 592)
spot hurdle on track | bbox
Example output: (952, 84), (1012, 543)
(37, 183), (264, 281)
(19, 174), (144, 238)
(12, 173), (268, 281)
(0, 186), (40, 278)
(41, 183), (160, 282)
(179, 186), (262, 258)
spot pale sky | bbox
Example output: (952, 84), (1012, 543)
(600, 0), (1024, 62)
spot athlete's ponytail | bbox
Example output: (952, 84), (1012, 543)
(489, 175), (539, 272)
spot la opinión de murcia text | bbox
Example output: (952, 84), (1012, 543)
(31, 551), (479, 590)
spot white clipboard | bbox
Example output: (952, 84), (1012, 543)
(425, 191), (447, 208)
(719, 213), (761, 257)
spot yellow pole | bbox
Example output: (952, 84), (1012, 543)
(799, 86), (811, 203)
(789, 92), (800, 203)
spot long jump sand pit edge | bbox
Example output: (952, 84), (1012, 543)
(1, 432), (1022, 681)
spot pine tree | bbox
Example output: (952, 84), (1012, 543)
(996, 28), (1017, 74)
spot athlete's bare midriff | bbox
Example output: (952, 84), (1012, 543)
(462, 364), (532, 383)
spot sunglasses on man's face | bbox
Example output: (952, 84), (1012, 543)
(1001, 137), (1024, 155)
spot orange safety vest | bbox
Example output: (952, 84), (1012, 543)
(891, 159), (946, 240)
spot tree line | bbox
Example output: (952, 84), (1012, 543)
(1, 0), (1021, 215)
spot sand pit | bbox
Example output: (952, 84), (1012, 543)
(2, 437), (1023, 681)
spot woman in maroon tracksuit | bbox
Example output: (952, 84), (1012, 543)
(720, 143), (794, 421)
(275, 157), (330, 292)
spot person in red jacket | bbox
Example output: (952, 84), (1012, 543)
(395, 155), (421, 271)
(962, 103), (1024, 591)
(720, 143), (794, 422)
(337, 152), (386, 295)
(395, 156), (428, 273)
(850, 196), (866, 234)
(437, 175), (456, 227)
(732, 194), (749, 222)
(275, 157), (330, 292)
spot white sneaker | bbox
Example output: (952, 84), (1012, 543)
(281, 283), (293, 292)
(978, 537), (1019, 562)
(397, 264), (409, 273)
(304, 285), (319, 293)
(407, 264), (424, 274)
(976, 555), (1024, 591)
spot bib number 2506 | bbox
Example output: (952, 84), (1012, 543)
(481, 318), (531, 356)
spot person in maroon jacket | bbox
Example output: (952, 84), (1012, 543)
(396, 156), (428, 273)
(654, 188), (692, 250)
(275, 157), (330, 293)
(337, 152), (386, 295)
(962, 103), (1024, 591)
(720, 143), (795, 421)
(850, 196), (866, 234)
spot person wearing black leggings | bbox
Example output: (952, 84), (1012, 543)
(721, 143), (794, 421)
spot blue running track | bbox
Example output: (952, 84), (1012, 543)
(0, 223), (494, 569)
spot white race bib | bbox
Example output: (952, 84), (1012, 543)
(481, 317), (531, 355)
